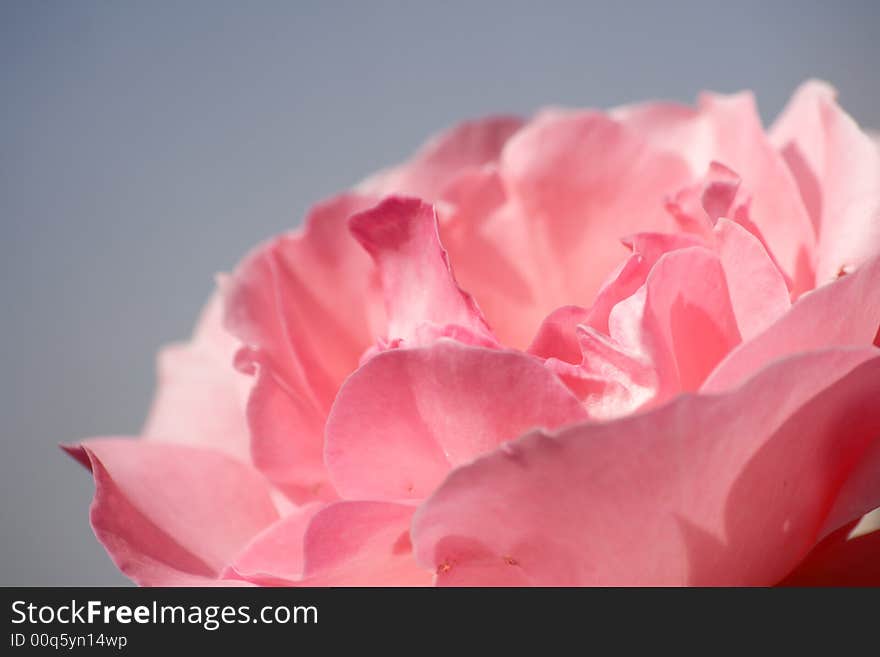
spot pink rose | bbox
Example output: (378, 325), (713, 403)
(66, 80), (880, 586)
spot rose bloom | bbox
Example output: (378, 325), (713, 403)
(65, 80), (880, 586)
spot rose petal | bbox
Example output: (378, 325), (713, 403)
(300, 501), (431, 586)
(819, 437), (880, 539)
(780, 523), (880, 586)
(348, 197), (496, 349)
(358, 116), (524, 201)
(142, 290), (251, 462)
(713, 218), (791, 340)
(559, 246), (743, 418)
(224, 193), (383, 413)
(771, 80), (880, 285)
(616, 92), (816, 293)
(703, 255), (880, 392)
(245, 355), (336, 504)
(64, 440), (279, 586)
(606, 246), (741, 399)
(437, 168), (540, 348)
(499, 110), (692, 312)
(223, 503), (323, 584)
(527, 305), (591, 363)
(325, 340), (587, 501)
(584, 232), (704, 337)
(413, 349), (880, 586)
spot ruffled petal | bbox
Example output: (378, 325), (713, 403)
(616, 92), (816, 293)
(608, 246), (741, 399)
(527, 305), (591, 363)
(349, 197), (496, 349)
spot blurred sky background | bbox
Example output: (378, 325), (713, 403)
(2, 1), (879, 585)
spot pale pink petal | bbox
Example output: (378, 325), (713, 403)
(499, 110), (692, 312)
(413, 349), (880, 586)
(527, 305), (590, 363)
(226, 502), (433, 587)
(358, 116), (524, 201)
(771, 80), (880, 285)
(244, 354), (336, 504)
(664, 162), (792, 289)
(224, 193), (384, 413)
(606, 247), (741, 399)
(713, 218), (791, 340)
(325, 340), (587, 501)
(428, 536), (534, 586)
(437, 168), (542, 349)
(616, 93), (816, 293)
(699, 161), (747, 222)
(348, 197), (496, 349)
(780, 522), (880, 586)
(693, 93), (817, 294)
(142, 290), (251, 462)
(570, 324), (658, 419)
(703, 255), (880, 392)
(528, 233), (701, 402)
(64, 439), (279, 586)
(223, 503), (323, 584)
(584, 232), (704, 337)
(611, 101), (715, 173)
(300, 501), (432, 586)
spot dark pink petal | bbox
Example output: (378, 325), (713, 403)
(780, 522), (880, 586)
(771, 80), (880, 285)
(349, 197), (496, 349)
(413, 349), (880, 586)
(64, 440), (279, 586)
(325, 340), (587, 501)
(142, 290), (251, 462)
(703, 255), (880, 392)
(358, 116), (524, 201)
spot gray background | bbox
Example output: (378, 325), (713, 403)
(2, 0), (878, 586)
